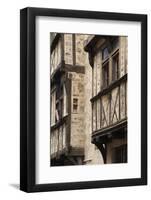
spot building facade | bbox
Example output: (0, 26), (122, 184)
(50, 33), (100, 166)
(84, 35), (128, 163)
(50, 33), (127, 166)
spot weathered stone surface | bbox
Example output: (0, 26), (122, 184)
(75, 34), (88, 66)
(64, 34), (73, 65)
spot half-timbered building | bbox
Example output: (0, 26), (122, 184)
(84, 35), (128, 164)
(50, 33), (88, 166)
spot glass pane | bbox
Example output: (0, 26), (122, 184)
(102, 47), (109, 60)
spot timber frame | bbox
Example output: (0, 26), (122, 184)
(85, 34), (128, 164)
(50, 33), (86, 166)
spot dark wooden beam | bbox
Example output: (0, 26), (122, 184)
(90, 73), (127, 102)
(92, 118), (127, 138)
(50, 33), (61, 54)
(51, 115), (68, 131)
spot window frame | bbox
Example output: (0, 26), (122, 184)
(112, 50), (119, 82)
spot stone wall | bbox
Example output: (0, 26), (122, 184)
(75, 34), (87, 66)
(70, 72), (85, 149)
(64, 34), (73, 65)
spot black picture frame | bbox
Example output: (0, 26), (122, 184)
(20, 7), (147, 192)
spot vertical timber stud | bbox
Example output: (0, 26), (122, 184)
(61, 34), (64, 62)
(109, 92), (111, 125)
(119, 86), (121, 120)
(66, 78), (72, 152)
(72, 34), (76, 66)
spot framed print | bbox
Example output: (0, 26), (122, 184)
(20, 7), (147, 192)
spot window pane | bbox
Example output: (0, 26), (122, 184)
(102, 47), (109, 60)
(73, 98), (78, 113)
(102, 62), (109, 88)
(112, 38), (119, 50)
(112, 53), (119, 81)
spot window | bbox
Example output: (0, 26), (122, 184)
(102, 47), (109, 60)
(111, 37), (119, 51)
(55, 85), (64, 122)
(55, 102), (60, 122)
(50, 54), (54, 73)
(102, 61), (109, 88)
(112, 52), (119, 81)
(101, 45), (109, 89)
(100, 38), (120, 91)
(60, 98), (63, 119)
(112, 144), (127, 163)
(73, 98), (78, 113)
(56, 87), (60, 100)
